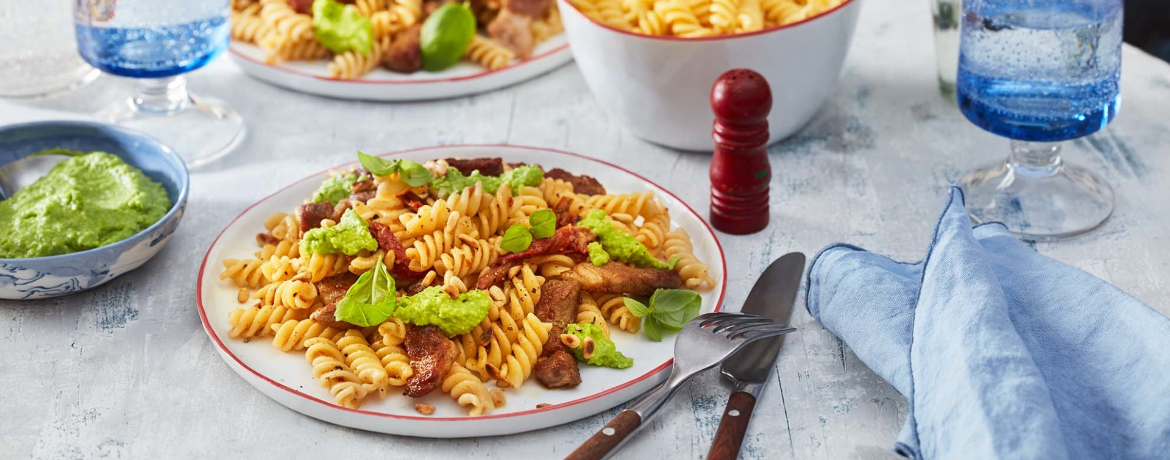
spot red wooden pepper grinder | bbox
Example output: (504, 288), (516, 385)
(709, 69), (771, 235)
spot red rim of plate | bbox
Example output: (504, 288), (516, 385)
(228, 41), (570, 85)
(196, 144), (728, 423)
(558, 0), (857, 42)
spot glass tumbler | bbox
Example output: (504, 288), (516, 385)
(74, 0), (245, 169)
(0, 1), (98, 98)
(956, 0), (1122, 239)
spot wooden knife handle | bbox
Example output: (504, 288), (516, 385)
(565, 410), (642, 460)
(707, 391), (758, 460)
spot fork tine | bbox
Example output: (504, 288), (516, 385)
(711, 317), (773, 334)
(731, 324), (797, 341)
(699, 312), (755, 327)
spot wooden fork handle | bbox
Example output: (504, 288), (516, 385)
(565, 410), (642, 460)
(706, 391), (758, 460)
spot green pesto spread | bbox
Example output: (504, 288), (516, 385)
(312, 172), (362, 204)
(565, 323), (634, 369)
(430, 165), (543, 197)
(587, 241), (609, 266)
(394, 286), (490, 336)
(577, 210), (677, 270)
(0, 151), (170, 259)
(300, 208), (378, 256)
(312, 0), (373, 55)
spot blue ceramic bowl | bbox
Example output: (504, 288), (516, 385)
(0, 121), (189, 299)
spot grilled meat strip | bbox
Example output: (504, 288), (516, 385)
(560, 262), (683, 296)
(444, 157), (505, 176)
(544, 168), (606, 196)
(403, 325), (459, 397)
(487, 10), (535, 59)
(382, 25), (422, 73)
(368, 221), (424, 285)
(475, 226), (595, 289)
(311, 273), (361, 329)
(296, 201), (335, 234)
(532, 280), (583, 388)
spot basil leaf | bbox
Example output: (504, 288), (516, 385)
(655, 309), (691, 329)
(335, 257), (397, 327)
(649, 289), (700, 314)
(357, 151), (397, 176)
(623, 297), (650, 318)
(529, 209), (556, 239)
(397, 159), (433, 187)
(500, 225), (533, 253)
(643, 316), (664, 342)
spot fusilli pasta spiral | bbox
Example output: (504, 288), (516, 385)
(305, 337), (367, 408)
(441, 362), (495, 416)
(663, 227), (716, 291)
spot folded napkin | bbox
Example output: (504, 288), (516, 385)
(805, 187), (1170, 460)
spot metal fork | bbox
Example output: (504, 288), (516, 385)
(565, 313), (797, 460)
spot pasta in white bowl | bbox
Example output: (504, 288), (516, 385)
(197, 144), (726, 437)
(556, 0), (862, 151)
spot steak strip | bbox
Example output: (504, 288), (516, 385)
(443, 157), (505, 176)
(297, 202), (336, 234)
(544, 168), (606, 196)
(532, 280), (583, 389)
(560, 262), (683, 296)
(311, 273), (361, 330)
(475, 226), (595, 289)
(368, 221), (424, 285)
(403, 325), (459, 397)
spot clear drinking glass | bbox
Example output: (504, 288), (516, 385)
(930, 0), (961, 100)
(73, 0), (244, 169)
(0, 1), (98, 98)
(956, 0), (1122, 240)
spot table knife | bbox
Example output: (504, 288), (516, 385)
(564, 252), (803, 460)
(707, 252), (805, 460)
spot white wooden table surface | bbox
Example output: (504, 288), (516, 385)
(4, 0), (1169, 458)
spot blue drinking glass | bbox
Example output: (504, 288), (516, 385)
(956, 0), (1122, 239)
(74, 0), (244, 169)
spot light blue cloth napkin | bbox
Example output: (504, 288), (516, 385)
(805, 186), (1170, 460)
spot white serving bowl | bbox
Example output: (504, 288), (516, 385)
(557, 0), (862, 151)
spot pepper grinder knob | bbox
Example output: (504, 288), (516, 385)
(709, 69), (771, 235)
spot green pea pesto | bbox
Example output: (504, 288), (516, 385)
(564, 323), (634, 369)
(312, 172), (362, 204)
(430, 165), (543, 197)
(312, 0), (373, 55)
(0, 151), (170, 259)
(587, 241), (610, 266)
(577, 210), (677, 270)
(394, 286), (491, 336)
(300, 208), (378, 256)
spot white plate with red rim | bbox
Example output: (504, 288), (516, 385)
(228, 37), (572, 101)
(197, 144), (726, 437)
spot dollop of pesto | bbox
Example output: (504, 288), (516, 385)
(394, 286), (491, 336)
(577, 210), (677, 270)
(564, 323), (634, 369)
(312, 172), (362, 204)
(0, 151), (170, 259)
(587, 241), (609, 266)
(300, 208), (378, 256)
(312, 0), (373, 55)
(430, 165), (543, 197)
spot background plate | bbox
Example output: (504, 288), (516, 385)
(229, 38), (572, 101)
(196, 145), (726, 437)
